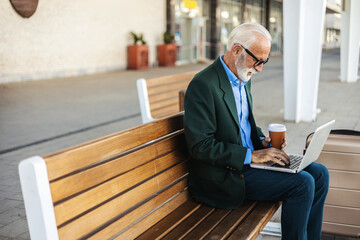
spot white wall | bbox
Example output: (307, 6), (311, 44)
(0, 0), (166, 83)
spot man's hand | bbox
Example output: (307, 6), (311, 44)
(261, 137), (287, 151)
(251, 148), (290, 166)
(261, 137), (271, 148)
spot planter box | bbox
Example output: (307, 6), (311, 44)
(127, 45), (149, 70)
(157, 44), (177, 66)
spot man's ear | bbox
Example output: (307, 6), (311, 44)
(232, 44), (242, 56)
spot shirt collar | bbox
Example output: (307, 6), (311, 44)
(219, 55), (245, 88)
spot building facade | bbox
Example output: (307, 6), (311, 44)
(0, 0), (341, 83)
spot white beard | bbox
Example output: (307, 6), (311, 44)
(235, 52), (257, 82)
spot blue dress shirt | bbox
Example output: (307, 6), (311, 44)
(220, 55), (254, 164)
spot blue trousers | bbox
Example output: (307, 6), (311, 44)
(243, 162), (329, 240)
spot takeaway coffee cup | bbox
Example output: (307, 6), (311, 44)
(268, 124), (286, 149)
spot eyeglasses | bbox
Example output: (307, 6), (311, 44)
(234, 43), (269, 67)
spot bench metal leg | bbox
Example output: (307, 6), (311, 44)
(261, 221), (282, 237)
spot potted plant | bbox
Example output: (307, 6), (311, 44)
(157, 31), (177, 66)
(127, 32), (149, 70)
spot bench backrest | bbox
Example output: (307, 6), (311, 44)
(137, 72), (196, 123)
(19, 113), (190, 240)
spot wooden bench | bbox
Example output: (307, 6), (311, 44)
(136, 72), (196, 123)
(306, 130), (360, 237)
(19, 113), (281, 240)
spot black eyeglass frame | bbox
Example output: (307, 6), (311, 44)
(233, 43), (269, 67)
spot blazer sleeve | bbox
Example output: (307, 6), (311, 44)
(184, 77), (248, 172)
(257, 127), (265, 138)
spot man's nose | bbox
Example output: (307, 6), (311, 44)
(254, 63), (264, 72)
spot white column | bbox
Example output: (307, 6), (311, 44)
(283, 0), (327, 122)
(340, 0), (360, 83)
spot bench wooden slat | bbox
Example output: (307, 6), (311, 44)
(147, 77), (190, 91)
(150, 97), (178, 112)
(146, 72), (195, 88)
(182, 208), (232, 240)
(57, 161), (188, 239)
(44, 114), (184, 181)
(203, 201), (257, 240)
(147, 80), (190, 96)
(149, 89), (186, 104)
(228, 201), (281, 240)
(54, 148), (187, 226)
(152, 104), (180, 119)
(162, 205), (215, 240)
(136, 200), (201, 240)
(119, 197), (200, 240)
(50, 133), (185, 203)
(88, 179), (189, 240)
(154, 110), (180, 120)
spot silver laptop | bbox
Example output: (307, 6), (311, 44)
(250, 120), (335, 173)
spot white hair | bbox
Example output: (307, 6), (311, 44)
(227, 22), (272, 51)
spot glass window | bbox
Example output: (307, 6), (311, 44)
(219, 0), (267, 55)
(269, 0), (283, 55)
(245, 0), (265, 25)
(175, 0), (210, 62)
(219, 0), (244, 54)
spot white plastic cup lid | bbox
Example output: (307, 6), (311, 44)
(268, 123), (286, 132)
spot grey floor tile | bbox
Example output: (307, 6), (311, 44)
(0, 200), (23, 214)
(15, 231), (30, 240)
(0, 235), (13, 240)
(0, 219), (28, 238)
(0, 208), (26, 227)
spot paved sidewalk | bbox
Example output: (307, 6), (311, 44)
(0, 48), (359, 239)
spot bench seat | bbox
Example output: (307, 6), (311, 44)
(19, 113), (280, 240)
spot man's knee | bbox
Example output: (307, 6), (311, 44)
(291, 172), (315, 201)
(308, 162), (329, 188)
(318, 163), (329, 180)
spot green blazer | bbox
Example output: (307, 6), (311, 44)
(184, 57), (265, 209)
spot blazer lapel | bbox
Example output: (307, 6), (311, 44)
(244, 80), (253, 109)
(213, 59), (263, 149)
(213, 57), (240, 128)
(244, 81), (263, 149)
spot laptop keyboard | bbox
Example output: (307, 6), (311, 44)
(270, 155), (303, 169)
(289, 155), (303, 169)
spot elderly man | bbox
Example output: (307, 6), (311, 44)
(184, 23), (329, 240)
